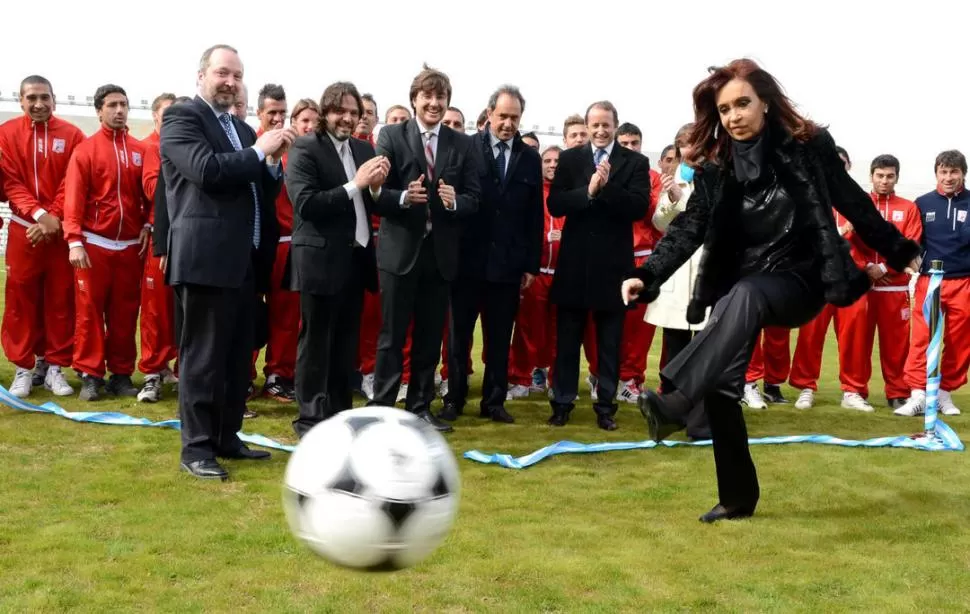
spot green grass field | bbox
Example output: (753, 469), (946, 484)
(0, 267), (968, 612)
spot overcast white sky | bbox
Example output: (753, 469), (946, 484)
(2, 0), (967, 196)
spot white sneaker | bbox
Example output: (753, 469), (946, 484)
(841, 392), (874, 413)
(794, 388), (815, 410)
(44, 366), (74, 397)
(587, 374), (599, 401)
(137, 375), (162, 403)
(160, 367), (179, 385)
(743, 383), (767, 409)
(616, 379), (641, 404)
(9, 367), (33, 398)
(507, 384), (530, 400)
(939, 390), (962, 416)
(438, 378), (449, 399)
(361, 372), (375, 401)
(396, 383), (408, 404)
(894, 390), (926, 417)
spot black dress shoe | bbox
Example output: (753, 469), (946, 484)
(219, 446), (271, 460)
(181, 459), (229, 480)
(547, 409), (570, 426)
(596, 414), (618, 431)
(439, 402), (463, 422)
(416, 410), (453, 433)
(489, 407), (515, 424)
(763, 384), (788, 404)
(638, 390), (686, 442)
(699, 503), (755, 523)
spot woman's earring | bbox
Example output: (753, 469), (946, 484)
(764, 106), (769, 114)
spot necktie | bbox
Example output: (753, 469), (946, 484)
(424, 131), (436, 181)
(594, 147), (607, 166)
(218, 113), (261, 249)
(494, 141), (508, 180)
(340, 142), (369, 247)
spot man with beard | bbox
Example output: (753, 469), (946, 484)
(355, 93), (378, 146)
(370, 65), (481, 432)
(285, 82), (388, 437)
(161, 44), (292, 480)
(0, 75), (85, 398)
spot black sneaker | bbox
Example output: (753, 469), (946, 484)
(32, 358), (49, 388)
(105, 374), (139, 397)
(263, 375), (295, 403)
(763, 384), (788, 404)
(79, 375), (101, 402)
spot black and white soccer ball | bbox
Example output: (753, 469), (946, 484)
(282, 406), (460, 571)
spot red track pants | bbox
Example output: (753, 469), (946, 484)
(138, 239), (177, 375)
(905, 276), (970, 393)
(788, 299), (868, 395)
(745, 326), (791, 385)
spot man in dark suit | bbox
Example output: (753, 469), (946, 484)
(547, 100), (651, 431)
(284, 81), (392, 438)
(161, 44), (293, 480)
(372, 65), (482, 432)
(440, 85), (543, 424)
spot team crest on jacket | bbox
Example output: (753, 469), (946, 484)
(52, 138), (65, 153)
(132, 152), (143, 167)
(892, 210), (903, 222)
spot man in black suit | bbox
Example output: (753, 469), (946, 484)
(285, 81), (392, 438)
(547, 101), (651, 431)
(161, 44), (293, 480)
(440, 85), (543, 424)
(372, 65), (482, 432)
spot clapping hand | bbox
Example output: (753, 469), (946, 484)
(438, 179), (456, 210)
(588, 159), (610, 198)
(355, 156), (388, 190)
(405, 174), (428, 205)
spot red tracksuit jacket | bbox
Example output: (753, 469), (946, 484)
(858, 193), (923, 287)
(0, 114), (85, 223)
(141, 131), (161, 224)
(63, 125), (149, 247)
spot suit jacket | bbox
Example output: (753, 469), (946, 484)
(374, 119), (481, 281)
(548, 142), (650, 311)
(160, 96), (281, 291)
(458, 129), (543, 284)
(285, 132), (383, 295)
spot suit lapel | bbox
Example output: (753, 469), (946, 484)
(405, 120), (429, 178)
(504, 139), (523, 190)
(194, 96), (235, 152)
(581, 143), (595, 183)
(608, 141), (629, 179)
(435, 126), (453, 179)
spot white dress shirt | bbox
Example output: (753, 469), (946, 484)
(328, 132), (369, 247)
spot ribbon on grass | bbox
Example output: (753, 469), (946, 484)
(0, 385), (296, 453)
(463, 421), (964, 469)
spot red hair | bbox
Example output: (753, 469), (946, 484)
(685, 59), (818, 167)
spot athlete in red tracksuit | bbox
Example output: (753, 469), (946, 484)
(787, 209), (870, 410)
(63, 85), (149, 401)
(137, 100), (178, 402)
(896, 152), (970, 417)
(0, 81), (85, 398)
(509, 154), (561, 392)
(851, 158), (922, 408)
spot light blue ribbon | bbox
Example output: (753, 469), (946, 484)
(923, 268), (944, 434)
(463, 422), (964, 470)
(0, 385), (296, 453)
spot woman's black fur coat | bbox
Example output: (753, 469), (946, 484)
(629, 127), (922, 324)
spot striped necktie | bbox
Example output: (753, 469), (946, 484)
(424, 131), (436, 181)
(218, 113), (261, 249)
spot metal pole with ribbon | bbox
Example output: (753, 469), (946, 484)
(923, 260), (944, 438)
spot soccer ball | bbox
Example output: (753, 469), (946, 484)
(282, 406), (461, 571)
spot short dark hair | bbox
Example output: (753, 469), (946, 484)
(151, 93), (176, 114)
(409, 64), (452, 108)
(447, 106), (465, 123)
(318, 82), (363, 133)
(258, 83), (286, 110)
(487, 85), (526, 114)
(174, 96), (193, 105)
(199, 44), (238, 72)
(476, 108), (488, 128)
(660, 144), (676, 160)
(584, 101), (618, 126)
(94, 84), (127, 111)
(521, 131), (539, 142)
(870, 154), (900, 176)
(835, 146), (851, 166)
(20, 75), (53, 97)
(935, 150), (968, 175)
(616, 122), (641, 139)
(361, 93), (377, 115)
